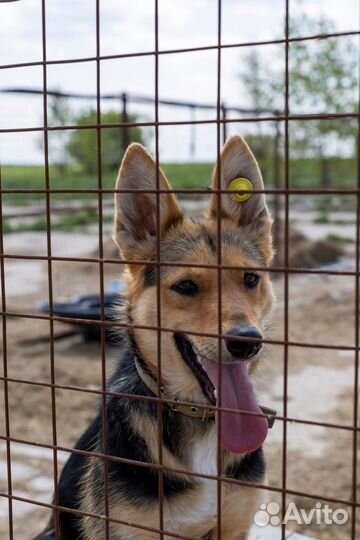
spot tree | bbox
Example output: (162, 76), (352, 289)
(45, 97), (147, 175)
(238, 49), (283, 183)
(289, 16), (357, 186)
(66, 109), (146, 175)
(239, 15), (358, 186)
(240, 49), (279, 115)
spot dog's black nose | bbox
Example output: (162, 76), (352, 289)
(225, 327), (263, 360)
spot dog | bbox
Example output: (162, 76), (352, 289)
(35, 135), (274, 540)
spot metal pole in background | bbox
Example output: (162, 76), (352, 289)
(221, 102), (227, 143)
(189, 105), (196, 158)
(273, 114), (282, 266)
(121, 92), (130, 155)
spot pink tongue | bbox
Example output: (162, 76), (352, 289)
(202, 359), (268, 454)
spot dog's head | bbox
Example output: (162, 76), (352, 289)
(114, 135), (274, 454)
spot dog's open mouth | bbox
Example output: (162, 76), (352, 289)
(174, 333), (217, 405)
(174, 333), (268, 455)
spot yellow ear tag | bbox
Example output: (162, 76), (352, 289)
(229, 177), (253, 203)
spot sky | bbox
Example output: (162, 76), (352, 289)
(0, 0), (359, 164)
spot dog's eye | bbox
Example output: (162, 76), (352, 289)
(244, 272), (260, 289)
(171, 280), (199, 296)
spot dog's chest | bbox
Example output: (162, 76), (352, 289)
(174, 431), (219, 526)
(190, 431), (218, 478)
(165, 429), (249, 539)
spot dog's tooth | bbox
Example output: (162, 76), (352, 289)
(214, 389), (217, 399)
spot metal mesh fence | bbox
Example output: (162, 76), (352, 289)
(0, 1), (359, 540)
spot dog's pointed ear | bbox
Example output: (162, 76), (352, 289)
(209, 136), (273, 262)
(114, 143), (183, 262)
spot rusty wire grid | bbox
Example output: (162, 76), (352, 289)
(0, 1), (360, 540)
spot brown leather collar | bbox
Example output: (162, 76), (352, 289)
(134, 358), (276, 427)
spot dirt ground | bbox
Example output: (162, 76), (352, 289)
(0, 228), (359, 540)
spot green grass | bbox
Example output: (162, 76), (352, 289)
(326, 233), (355, 244)
(314, 212), (330, 224)
(286, 157), (356, 189)
(1, 157), (357, 206)
(1, 164), (112, 190)
(2, 158), (357, 232)
(2, 221), (13, 234)
(0, 163), (213, 192)
(1, 163), (214, 205)
(162, 163), (213, 189)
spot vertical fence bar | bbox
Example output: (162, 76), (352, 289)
(190, 105), (196, 158)
(95, 1), (110, 538)
(0, 170), (13, 540)
(273, 115), (281, 266)
(154, 2), (165, 539)
(40, 1), (60, 537)
(351, 18), (360, 539)
(216, 1), (223, 539)
(281, 2), (290, 539)
(221, 102), (227, 144)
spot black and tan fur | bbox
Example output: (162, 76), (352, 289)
(35, 136), (274, 540)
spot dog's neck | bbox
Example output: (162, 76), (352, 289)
(134, 355), (216, 421)
(127, 332), (276, 429)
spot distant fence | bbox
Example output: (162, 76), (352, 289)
(0, 87), (281, 157)
(0, 86), (283, 252)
